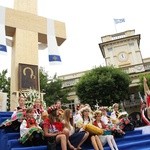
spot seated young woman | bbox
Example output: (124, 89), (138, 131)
(19, 107), (44, 146)
(42, 105), (67, 150)
(93, 110), (119, 150)
(33, 98), (45, 125)
(11, 95), (26, 117)
(76, 105), (104, 150)
(109, 103), (125, 138)
(62, 108), (89, 150)
(0, 95), (26, 131)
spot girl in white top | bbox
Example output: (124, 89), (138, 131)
(101, 108), (111, 125)
(33, 98), (45, 125)
(20, 108), (44, 146)
(78, 106), (104, 150)
(11, 95), (26, 119)
(110, 103), (120, 122)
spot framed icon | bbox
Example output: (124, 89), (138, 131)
(18, 63), (39, 90)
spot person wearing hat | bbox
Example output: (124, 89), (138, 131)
(118, 112), (134, 131)
(110, 103), (120, 124)
(100, 107), (111, 126)
(76, 105), (93, 130)
(117, 112), (128, 130)
(93, 110), (119, 150)
(76, 105), (104, 150)
(100, 105), (125, 138)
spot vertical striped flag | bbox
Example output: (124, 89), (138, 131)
(47, 19), (61, 65)
(0, 6), (7, 55)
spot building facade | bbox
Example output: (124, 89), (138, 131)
(99, 30), (150, 113)
(59, 30), (150, 113)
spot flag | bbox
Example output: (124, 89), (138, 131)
(114, 18), (125, 24)
(143, 76), (150, 107)
(138, 92), (144, 103)
(47, 19), (61, 65)
(0, 6), (7, 54)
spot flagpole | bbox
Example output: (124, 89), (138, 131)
(114, 23), (117, 33)
(113, 18), (117, 33)
(0, 7), (7, 54)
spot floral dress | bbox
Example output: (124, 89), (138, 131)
(19, 118), (44, 146)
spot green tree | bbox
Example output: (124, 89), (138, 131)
(0, 69), (10, 92)
(39, 68), (69, 107)
(75, 66), (131, 108)
(0, 69), (10, 110)
(0, 68), (69, 109)
(39, 67), (50, 92)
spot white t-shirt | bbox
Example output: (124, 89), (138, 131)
(101, 115), (109, 125)
(20, 120), (29, 137)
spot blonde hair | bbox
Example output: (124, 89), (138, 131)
(41, 111), (48, 120)
(63, 109), (73, 130)
(78, 105), (92, 114)
(113, 103), (119, 108)
(93, 110), (102, 119)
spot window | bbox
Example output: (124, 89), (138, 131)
(129, 42), (134, 46)
(107, 47), (112, 51)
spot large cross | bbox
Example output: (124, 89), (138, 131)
(3, 0), (66, 110)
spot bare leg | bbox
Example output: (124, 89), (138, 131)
(91, 135), (99, 150)
(77, 131), (89, 149)
(56, 134), (67, 150)
(63, 128), (75, 149)
(95, 135), (104, 150)
(63, 128), (70, 140)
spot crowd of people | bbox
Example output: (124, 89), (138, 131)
(0, 96), (139, 150)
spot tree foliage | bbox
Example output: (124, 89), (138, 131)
(0, 69), (10, 93)
(0, 68), (70, 109)
(39, 68), (69, 107)
(0, 69), (10, 110)
(75, 66), (131, 108)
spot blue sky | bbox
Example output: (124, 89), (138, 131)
(0, 0), (150, 77)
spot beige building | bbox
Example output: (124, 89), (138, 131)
(58, 70), (89, 107)
(59, 30), (150, 113)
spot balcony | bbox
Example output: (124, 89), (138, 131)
(123, 99), (140, 108)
